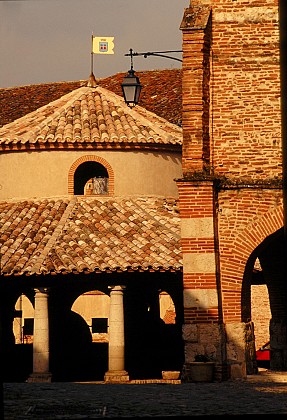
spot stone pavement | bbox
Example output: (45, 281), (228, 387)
(2, 369), (287, 418)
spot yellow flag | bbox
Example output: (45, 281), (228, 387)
(92, 36), (114, 54)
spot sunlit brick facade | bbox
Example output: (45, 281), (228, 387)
(179, 0), (284, 380)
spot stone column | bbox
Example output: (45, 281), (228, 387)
(27, 288), (52, 382)
(104, 285), (129, 382)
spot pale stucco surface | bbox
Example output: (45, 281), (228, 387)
(0, 149), (182, 199)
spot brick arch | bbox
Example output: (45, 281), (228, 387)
(220, 206), (284, 320)
(68, 155), (115, 195)
(235, 205), (283, 266)
(222, 205), (284, 282)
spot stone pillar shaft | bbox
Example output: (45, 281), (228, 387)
(105, 285), (129, 382)
(27, 287), (51, 382)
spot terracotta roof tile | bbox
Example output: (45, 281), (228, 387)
(0, 69), (182, 127)
(0, 196), (182, 276)
(0, 86), (182, 150)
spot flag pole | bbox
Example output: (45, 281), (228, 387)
(91, 33), (94, 75)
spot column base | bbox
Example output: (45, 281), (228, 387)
(26, 372), (52, 383)
(104, 370), (130, 383)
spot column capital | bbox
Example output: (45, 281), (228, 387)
(108, 285), (126, 292)
(34, 287), (50, 295)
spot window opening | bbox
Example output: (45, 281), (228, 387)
(92, 318), (108, 333)
(23, 318), (34, 344)
(74, 161), (109, 195)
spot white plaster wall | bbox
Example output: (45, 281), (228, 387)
(0, 149), (182, 199)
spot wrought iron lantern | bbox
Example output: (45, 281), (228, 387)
(121, 49), (142, 107)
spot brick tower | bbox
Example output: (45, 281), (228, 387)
(178, 0), (285, 380)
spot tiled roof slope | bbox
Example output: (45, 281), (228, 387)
(0, 69), (182, 127)
(0, 85), (182, 150)
(0, 196), (182, 277)
(100, 70), (182, 126)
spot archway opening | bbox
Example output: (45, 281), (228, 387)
(74, 161), (109, 195)
(243, 228), (287, 372)
(49, 289), (110, 382)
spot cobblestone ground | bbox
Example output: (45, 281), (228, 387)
(3, 371), (287, 418)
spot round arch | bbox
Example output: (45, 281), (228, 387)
(68, 155), (115, 195)
(221, 206), (284, 289)
(241, 226), (287, 371)
(215, 206), (284, 373)
(215, 205), (284, 325)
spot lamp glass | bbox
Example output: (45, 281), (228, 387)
(121, 70), (142, 106)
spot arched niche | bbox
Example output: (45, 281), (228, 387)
(68, 155), (115, 195)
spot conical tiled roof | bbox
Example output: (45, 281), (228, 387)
(0, 85), (182, 151)
(0, 69), (182, 127)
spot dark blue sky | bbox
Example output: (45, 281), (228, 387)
(0, 0), (189, 88)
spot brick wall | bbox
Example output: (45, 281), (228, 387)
(179, 0), (283, 378)
(211, 0), (281, 180)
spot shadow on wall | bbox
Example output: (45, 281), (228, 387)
(49, 310), (107, 382)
